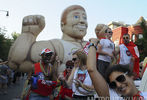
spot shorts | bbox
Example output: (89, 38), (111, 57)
(97, 59), (110, 78)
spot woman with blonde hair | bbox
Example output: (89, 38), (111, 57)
(67, 50), (94, 100)
(95, 24), (109, 39)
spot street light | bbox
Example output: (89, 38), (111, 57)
(0, 10), (9, 16)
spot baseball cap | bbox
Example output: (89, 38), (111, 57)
(40, 48), (53, 55)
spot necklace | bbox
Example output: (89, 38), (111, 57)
(40, 60), (51, 76)
(133, 91), (144, 100)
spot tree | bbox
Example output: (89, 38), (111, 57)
(0, 28), (20, 61)
(0, 26), (10, 61)
(135, 19), (147, 61)
(11, 32), (20, 41)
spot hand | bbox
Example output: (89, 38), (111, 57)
(111, 54), (114, 59)
(58, 73), (65, 81)
(89, 38), (99, 45)
(22, 15), (45, 36)
(74, 79), (82, 87)
(74, 62), (79, 68)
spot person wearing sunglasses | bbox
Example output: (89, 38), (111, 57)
(115, 33), (140, 79)
(87, 38), (147, 99)
(54, 60), (74, 100)
(105, 64), (147, 99)
(67, 50), (95, 100)
(95, 24), (109, 39)
(21, 48), (61, 100)
(64, 60), (74, 80)
(96, 25), (115, 78)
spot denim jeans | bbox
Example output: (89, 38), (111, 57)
(29, 92), (50, 100)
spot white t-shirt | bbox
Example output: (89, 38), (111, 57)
(72, 68), (93, 96)
(98, 39), (115, 62)
(109, 88), (123, 100)
(109, 88), (147, 100)
(93, 86), (147, 100)
(119, 44), (132, 65)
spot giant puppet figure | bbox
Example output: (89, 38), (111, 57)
(8, 5), (88, 72)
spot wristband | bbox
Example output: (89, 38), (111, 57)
(88, 43), (97, 50)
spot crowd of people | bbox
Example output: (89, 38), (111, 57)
(19, 33), (146, 100)
(1, 4), (147, 100)
(20, 41), (146, 100)
(0, 59), (25, 95)
(87, 38), (147, 99)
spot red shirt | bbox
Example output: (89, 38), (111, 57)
(31, 62), (57, 96)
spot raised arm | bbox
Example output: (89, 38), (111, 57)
(87, 38), (109, 97)
(66, 67), (77, 87)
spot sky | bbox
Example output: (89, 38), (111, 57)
(0, 0), (146, 41)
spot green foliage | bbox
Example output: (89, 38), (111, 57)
(0, 32), (10, 60)
(0, 27), (20, 61)
(135, 19), (147, 61)
(11, 32), (20, 41)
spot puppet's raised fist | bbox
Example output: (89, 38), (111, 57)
(22, 15), (45, 36)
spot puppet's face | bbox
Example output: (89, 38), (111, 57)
(62, 9), (88, 39)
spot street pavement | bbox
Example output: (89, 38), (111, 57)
(0, 77), (26, 100)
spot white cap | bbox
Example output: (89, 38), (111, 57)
(40, 48), (53, 55)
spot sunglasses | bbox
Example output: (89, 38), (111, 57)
(123, 37), (129, 40)
(108, 31), (113, 34)
(109, 72), (128, 89)
(45, 53), (53, 57)
(72, 58), (77, 62)
(66, 66), (73, 69)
